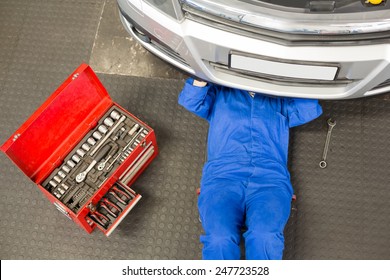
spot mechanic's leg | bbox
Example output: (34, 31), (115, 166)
(244, 186), (292, 260)
(198, 180), (245, 260)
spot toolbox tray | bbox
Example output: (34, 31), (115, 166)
(1, 63), (158, 236)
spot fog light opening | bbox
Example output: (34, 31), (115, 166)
(132, 26), (151, 43)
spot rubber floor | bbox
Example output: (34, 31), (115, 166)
(0, 0), (389, 259)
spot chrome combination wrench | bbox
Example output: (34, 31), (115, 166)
(97, 155), (112, 171)
(319, 118), (337, 169)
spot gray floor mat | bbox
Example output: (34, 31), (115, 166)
(287, 97), (390, 259)
(1, 72), (389, 259)
(1, 0), (389, 260)
(0, 0), (103, 137)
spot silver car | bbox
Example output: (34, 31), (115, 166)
(117, 0), (390, 99)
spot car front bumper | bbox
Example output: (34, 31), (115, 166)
(117, 0), (390, 99)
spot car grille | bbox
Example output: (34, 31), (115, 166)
(182, 4), (390, 47)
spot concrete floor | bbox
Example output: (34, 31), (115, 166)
(89, 0), (185, 79)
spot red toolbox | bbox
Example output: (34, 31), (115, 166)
(1, 63), (158, 236)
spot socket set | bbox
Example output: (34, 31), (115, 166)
(1, 64), (158, 236)
(42, 107), (150, 214)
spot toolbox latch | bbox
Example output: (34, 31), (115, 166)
(12, 134), (20, 141)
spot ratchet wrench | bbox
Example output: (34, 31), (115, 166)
(75, 144), (111, 183)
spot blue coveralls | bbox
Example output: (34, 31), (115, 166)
(178, 78), (322, 260)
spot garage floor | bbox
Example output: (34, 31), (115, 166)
(0, 0), (389, 260)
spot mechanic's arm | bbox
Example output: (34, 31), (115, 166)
(283, 98), (323, 127)
(178, 77), (217, 121)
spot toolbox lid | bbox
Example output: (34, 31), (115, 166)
(1, 63), (112, 183)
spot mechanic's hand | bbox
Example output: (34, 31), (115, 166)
(193, 79), (207, 87)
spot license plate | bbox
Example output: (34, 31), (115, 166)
(230, 53), (338, 81)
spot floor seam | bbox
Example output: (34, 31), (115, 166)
(89, 0), (106, 65)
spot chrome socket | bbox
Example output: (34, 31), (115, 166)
(92, 131), (102, 140)
(67, 160), (76, 168)
(62, 165), (71, 173)
(61, 183), (70, 190)
(76, 149), (86, 157)
(82, 143), (90, 151)
(110, 110), (121, 120)
(87, 137), (96, 146)
(72, 154), (81, 163)
(53, 176), (62, 183)
(98, 125), (108, 134)
(103, 117), (114, 127)
(58, 171), (66, 178)
(128, 124), (140, 136)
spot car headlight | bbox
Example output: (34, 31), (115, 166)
(142, 0), (182, 19)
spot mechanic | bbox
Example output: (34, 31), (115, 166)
(178, 77), (322, 260)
